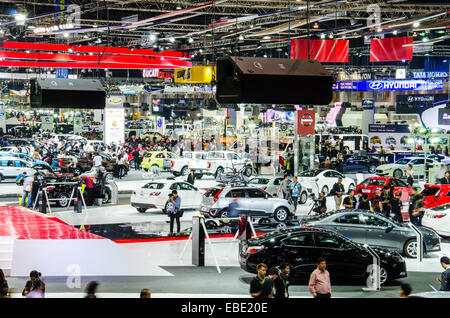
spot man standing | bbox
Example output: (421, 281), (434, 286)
(249, 263), (275, 298)
(278, 175), (291, 201)
(132, 148), (140, 170)
(409, 187), (423, 225)
(380, 186), (392, 217)
(274, 262), (290, 299)
(21, 172), (34, 208)
(390, 191), (403, 223)
(289, 176), (301, 213)
(187, 169), (195, 185)
(92, 152), (103, 169)
(437, 256), (450, 291)
(228, 193), (241, 236)
(168, 190), (181, 237)
(440, 171), (450, 184)
(309, 257), (332, 299)
(332, 177), (345, 210)
(342, 190), (356, 209)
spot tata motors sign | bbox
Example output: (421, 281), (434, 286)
(413, 71), (448, 79)
(366, 79), (443, 91)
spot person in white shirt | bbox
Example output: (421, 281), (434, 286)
(93, 152), (103, 168)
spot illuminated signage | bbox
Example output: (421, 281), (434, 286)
(333, 80), (443, 91)
(412, 71), (448, 79)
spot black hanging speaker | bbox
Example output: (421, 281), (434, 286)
(216, 56), (332, 105)
(30, 78), (106, 109)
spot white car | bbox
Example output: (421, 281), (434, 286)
(427, 154), (450, 165)
(130, 179), (203, 213)
(0, 157), (36, 181)
(248, 176), (315, 204)
(298, 169), (355, 197)
(163, 151), (205, 177)
(376, 157), (441, 179)
(423, 203), (450, 238)
(189, 151), (253, 177)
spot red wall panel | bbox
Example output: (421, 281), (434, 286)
(369, 36), (413, 62)
(290, 39), (349, 63)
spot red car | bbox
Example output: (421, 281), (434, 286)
(421, 184), (450, 209)
(356, 176), (413, 202)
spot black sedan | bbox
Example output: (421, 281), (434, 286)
(342, 154), (381, 174)
(239, 227), (407, 285)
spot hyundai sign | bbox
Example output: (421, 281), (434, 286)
(332, 79), (443, 91)
(366, 79), (443, 91)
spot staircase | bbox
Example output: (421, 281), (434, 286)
(0, 237), (15, 277)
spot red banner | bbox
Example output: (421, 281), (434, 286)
(297, 110), (315, 135)
(290, 39), (349, 62)
(370, 36), (413, 62)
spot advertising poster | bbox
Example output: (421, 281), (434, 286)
(368, 124), (411, 150)
(73, 116), (83, 134)
(40, 115), (54, 132)
(263, 109), (295, 122)
(104, 96), (125, 146)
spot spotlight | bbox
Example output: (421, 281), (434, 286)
(64, 32), (69, 38)
(263, 35), (271, 40)
(130, 47), (134, 51)
(68, 47), (73, 52)
(15, 13), (26, 22)
(393, 30), (398, 35)
(328, 33), (333, 39)
(199, 49), (203, 53)
(239, 35), (244, 41)
(169, 37), (175, 43)
(320, 33), (325, 39)
(313, 22), (319, 29)
(422, 37), (429, 42)
(188, 37), (194, 43)
(413, 22), (420, 27)
(150, 34), (156, 41)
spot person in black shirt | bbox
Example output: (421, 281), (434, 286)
(409, 187), (424, 225)
(332, 178), (345, 210)
(358, 193), (372, 210)
(132, 149), (140, 170)
(186, 169), (195, 185)
(85, 281), (99, 298)
(250, 263), (274, 298)
(437, 256), (450, 291)
(274, 262), (290, 298)
(30, 175), (40, 210)
(342, 190), (356, 209)
(390, 191), (403, 223)
(380, 186), (392, 217)
(22, 270), (45, 297)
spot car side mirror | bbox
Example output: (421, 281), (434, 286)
(386, 225), (394, 233)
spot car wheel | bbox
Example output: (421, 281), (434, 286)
(180, 166), (189, 176)
(104, 173), (113, 182)
(118, 166), (127, 178)
(368, 165), (376, 174)
(403, 239), (418, 258)
(322, 185), (329, 196)
(195, 173), (203, 179)
(102, 188), (111, 204)
(215, 167), (224, 178)
(366, 265), (389, 286)
(273, 207), (289, 222)
(137, 208), (147, 213)
(56, 192), (70, 207)
(258, 218), (271, 225)
(300, 191), (308, 204)
(276, 223), (287, 230)
(205, 220), (218, 229)
(143, 168), (149, 172)
(393, 169), (403, 179)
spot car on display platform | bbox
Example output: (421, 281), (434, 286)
(0, 157), (36, 181)
(376, 157), (441, 179)
(189, 151), (253, 178)
(162, 151), (206, 177)
(421, 184), (450, 209)
(0, 152), (53, 170)
(422, 203), (450, 238)
(303, 209), (441, 258)
(141, 151), (179, 172)
(339, 154), (381, 174)
(130, 179), (203, 213)
(355, 176), (413, 201)
(248, 176), (314, 204)
(239, 227), (407, 285)
(298, 169), (355, 197)
(200, 185), (295, 222)
(426, 154), (450, 165)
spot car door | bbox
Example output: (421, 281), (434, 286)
(177, 182), (202, 209)
(279, 233), (317, 280)
(268, 177), (284, 196)
(360, 213), (402, 250)
(246, 188), (270, 217)
(327, 213), (366, 245)
(313, 233), (368, 279)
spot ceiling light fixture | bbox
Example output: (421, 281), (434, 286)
(422, 37), (429, 42)
(169, 37), (175, 43)
(64, 32), (69, 38)
(320, 33), (325, 39)
(313, 22), (319, 29)
(413, 22), (420, 27)
(393, 30), (398, 35)
(263, 36), (271, 40)
(239, 35), (244, 41)
(188, 37), (194, 43)
(15, 13), (26, 22)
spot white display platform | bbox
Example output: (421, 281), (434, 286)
(10, 239), (174, 277)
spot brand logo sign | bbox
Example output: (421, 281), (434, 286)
(297, 110), (315, 135)
(300, 113), (313, 126)
(142, 69), (159, 78)
(413, 71), (448, 79)
(108, 98), (122, 104)
(366, 79), (443, 91)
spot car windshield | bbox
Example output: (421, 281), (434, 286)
(421, 187), (440, 196)
(395, 159), (410, 165)
(360, 179), (386, 186)
(300, 170), (321, 177)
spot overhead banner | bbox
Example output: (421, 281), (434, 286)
(370, 36), (413, 62)
(104, 96), (125, 146)
(297, 110), (315, 135)
(40, 115), (54, 132)
(174, 66), (216, 84)
(290, 39), (349, 62)
(396, 94), (448, 114)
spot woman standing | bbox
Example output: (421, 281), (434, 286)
(405, 164), (414, 187)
